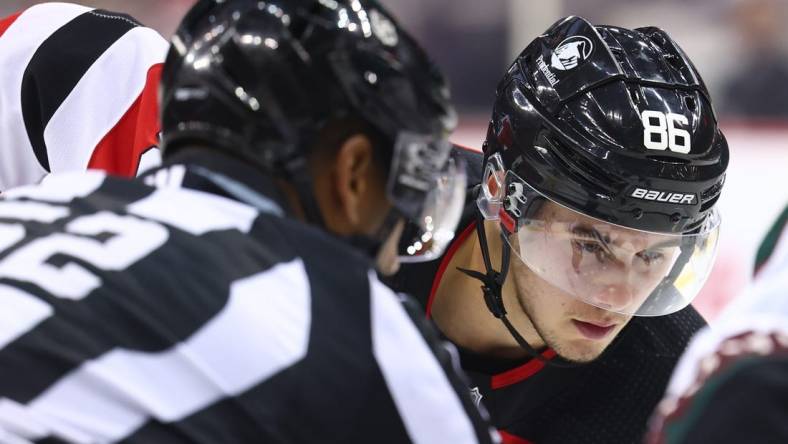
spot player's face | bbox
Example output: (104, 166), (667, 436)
(510, 258), (632, 362)
(505, 202), (678, 362)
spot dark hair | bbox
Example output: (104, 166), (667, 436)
(310, 116), (393, 176)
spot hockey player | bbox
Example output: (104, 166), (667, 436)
(647, 205), (788, 443)
(0, 1), (495, 442)
(0, 3), (166, 191)
(387, 16), (728, 444)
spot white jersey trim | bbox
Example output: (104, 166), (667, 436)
(0, 3), (93, 190)
(128, 186), (259, 235)
(2, 171), (106, 203)
(44, 26), (167, 173)
(370, 272), (480, 444)
(0, 284), (52, 350)
(2, 260), (311, 442)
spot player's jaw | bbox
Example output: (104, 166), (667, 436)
(532, 303), (630, 363)
(564, 308), (630, 360)
(511, 263), (632, 363)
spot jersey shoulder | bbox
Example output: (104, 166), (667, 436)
(620, 305), (707, 359)
(0, 4), (166, 191)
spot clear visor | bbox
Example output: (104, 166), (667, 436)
(483, 167), (720, 317)
(389, 134), (467, 263)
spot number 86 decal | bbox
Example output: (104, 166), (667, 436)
(641, 110), (691, 154)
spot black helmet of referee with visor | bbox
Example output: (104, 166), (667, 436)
(159, 0), (466, 263)
(475, 16), (728, 325)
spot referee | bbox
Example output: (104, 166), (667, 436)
(0, 0), (495, 443)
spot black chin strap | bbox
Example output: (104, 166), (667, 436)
(457, 210), (557, 364)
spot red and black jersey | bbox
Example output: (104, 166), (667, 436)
(386, 145), (707, 444)
(0, 3), (166, 191)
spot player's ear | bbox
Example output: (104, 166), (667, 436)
(332, 134), (375, 229)
(310, 133), (380, 236)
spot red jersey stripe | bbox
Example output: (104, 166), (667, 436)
(87, 63), (162, 176)
(499, 430), (535, 444)
(0, 11), (22, 38)
(491, 348), (557, 389)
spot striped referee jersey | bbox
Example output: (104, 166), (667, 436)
(0, 3), (167, 192)
(0, 152), (497, 444)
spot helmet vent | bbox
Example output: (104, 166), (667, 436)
(699, 194), (719, 212)
(519, 54), (533, 86)
(665, 53), (683, 71)
(701, 180), (723, 202)
(627, 83), (642, 106)
(684, 95), (697, 112)
(289, 2), (323, 39)
(699, 180), (723, 212)
(610, 48), (631, 75)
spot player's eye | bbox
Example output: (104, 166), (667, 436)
(571, 239), (617, 265)
(636, 250), (664, 266)
(572, 239), (603, 254)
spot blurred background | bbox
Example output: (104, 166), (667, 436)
(2, 0), (787, 320)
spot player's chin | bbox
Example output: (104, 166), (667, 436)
(557, 348), (604, 363)
(554, 337), (615, 363)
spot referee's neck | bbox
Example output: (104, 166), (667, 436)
(163, 147), (297, 218)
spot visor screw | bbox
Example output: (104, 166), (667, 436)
(670, 213), (682, 224)
(633, 209), (643, 219)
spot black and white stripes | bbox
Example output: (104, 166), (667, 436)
(0, 170), (494, 443)
(20, 9), (140, 172)
(0, 4), (167, 191)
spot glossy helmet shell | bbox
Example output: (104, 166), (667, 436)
(159, 0), (455, 175)
(485, 16), (728, 234)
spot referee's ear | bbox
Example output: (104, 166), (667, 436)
(311, 133), (392, 238)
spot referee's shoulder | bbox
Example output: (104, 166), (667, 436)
(259, 213), (376, 274)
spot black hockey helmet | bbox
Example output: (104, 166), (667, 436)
(159, 0), (466, 261)
(475, 17), (728, 317)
